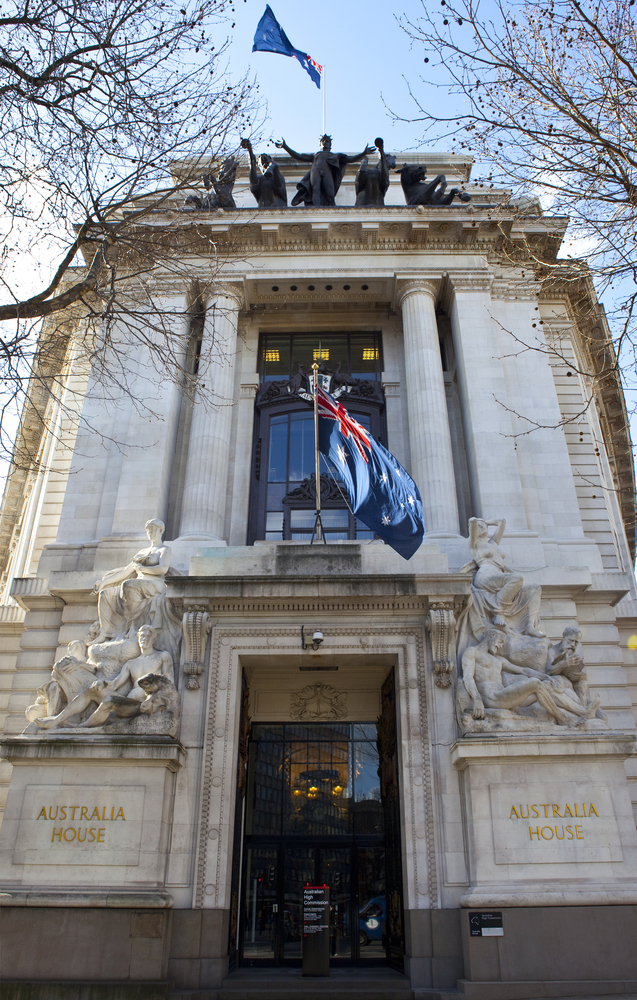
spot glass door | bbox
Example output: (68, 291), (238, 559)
(238, 721), (401, 967)
(242, 847), (278, 962)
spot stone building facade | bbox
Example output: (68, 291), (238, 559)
(0, 149), (636, 996)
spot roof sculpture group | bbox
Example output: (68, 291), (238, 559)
(185, 136), (471, 211)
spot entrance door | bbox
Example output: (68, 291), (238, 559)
(237, 718), (403, 968)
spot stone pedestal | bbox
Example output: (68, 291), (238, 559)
(0, 735), (184, 988)
(452, 733), (637, 997)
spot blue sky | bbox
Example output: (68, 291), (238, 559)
(223, 0), (452, 157)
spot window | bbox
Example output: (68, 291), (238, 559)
(260, 332), (383, 382)
(249, 333), (385, 543)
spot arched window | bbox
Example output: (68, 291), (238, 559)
(248, 333), (386, 544)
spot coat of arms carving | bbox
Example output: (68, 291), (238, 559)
(290, 683), (348, 721)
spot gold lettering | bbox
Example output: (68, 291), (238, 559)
(520, 805), (530, 818)
(77, 828), (87, 843)
(589, 804), (599, 817)
(70, 806), (79, 820)
(555, 826), (565, 840)
(88, 828), (96, 842)
(90, 807), (100, 821)
(541, 826), (554, 840)
(114, 807), (125, 821)
(540, 804), (550, 817)
(51, 828), (62, 842)
(575, 825), (584, 839)
(80, 807), (89, 821)
(529, 826), (541, 840)
(101, 807), (106, 821)
(574, 804), (582, 818)
(97, 828), (105, 843)
(510, 806), (520, 819)
(63, 828), (76, 842)
(531, 805), (539, 817)
(566, 825), (574, 839)
(564, 805), (573, 817)
(60, 806), (67, 820)
(110, 806), (114, 821)
(552, 804), (562, 818)
(37, 807), (47, 820)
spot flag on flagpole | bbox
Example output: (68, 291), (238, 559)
(252, 5), (322, 89)
(317, 386), (425, 560)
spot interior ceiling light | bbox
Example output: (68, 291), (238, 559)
(362, 348), (379, 360)
(264, 349), (280, 362)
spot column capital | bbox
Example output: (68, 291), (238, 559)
(395, 277), (440, 308)
(447, 270), (494, 294)
(209, 282), (245, 311)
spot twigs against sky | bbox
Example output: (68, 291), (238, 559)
(0, 0), (262, 472)
(396, 0), (637, 422)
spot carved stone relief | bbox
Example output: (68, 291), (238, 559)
(426, 603), (457, 688)
(290, 683), (348, 721)
(455, 517), (610, 734)
(24, 519), (182, 738)
(182, 607), (211, 690)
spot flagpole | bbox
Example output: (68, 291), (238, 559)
(322, 64), (326, 135)
(311, 362), (325, 544)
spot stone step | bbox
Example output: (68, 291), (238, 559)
(168, 969), (427, 1000)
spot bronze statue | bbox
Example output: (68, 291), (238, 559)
(185, 154), (238, 210)
(399, 163), (471, 207)
(241, 138), (287, 208)
(355, 137), (397, 207)
(275, 134), (376, 207)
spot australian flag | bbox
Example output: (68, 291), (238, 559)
(252, 6), (322, 89)
(317, 386), (425, 560)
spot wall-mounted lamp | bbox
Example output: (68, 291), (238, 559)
(301, 626), (324, 651)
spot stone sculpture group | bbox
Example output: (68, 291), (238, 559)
(21, 513), (611, 740)
(455, 517), (609, 733)
(25, 519), (181, 738)
(185, 136), (471, 210)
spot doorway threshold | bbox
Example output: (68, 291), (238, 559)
(218, 967), (413, 1000)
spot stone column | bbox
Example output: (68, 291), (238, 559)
(448, 272), (528, 528)
(397, 279), (460, 534)
(179, 285), (243, 540)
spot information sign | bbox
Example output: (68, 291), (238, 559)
(469, 911), (504, 937)
(302, 884), (330, 977)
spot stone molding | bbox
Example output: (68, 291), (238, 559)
(451, 733), (637, 770)
(425, 603), (457, 688)
(395, 278), (440, 308)
(447, 271), (494, 294)
(0, 889), (173, 908)
(491, 277), (539, 301)
(208, 283), (245, 311)
(195, 626), (438, 912)
(182, 609), (211, 691)
(0, 734), (186, 769)
(240, 382), (259, 398)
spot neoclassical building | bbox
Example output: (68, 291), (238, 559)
(0, 147), (636, 998)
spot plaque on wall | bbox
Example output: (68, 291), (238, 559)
(489, 783), (623, 865)
(469, 912), (504, 937)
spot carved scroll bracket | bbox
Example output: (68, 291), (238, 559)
(426, 602), (458, 689)
(182, 606), (211, 691)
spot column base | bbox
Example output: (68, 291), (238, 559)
(170, 536), (227, 574)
